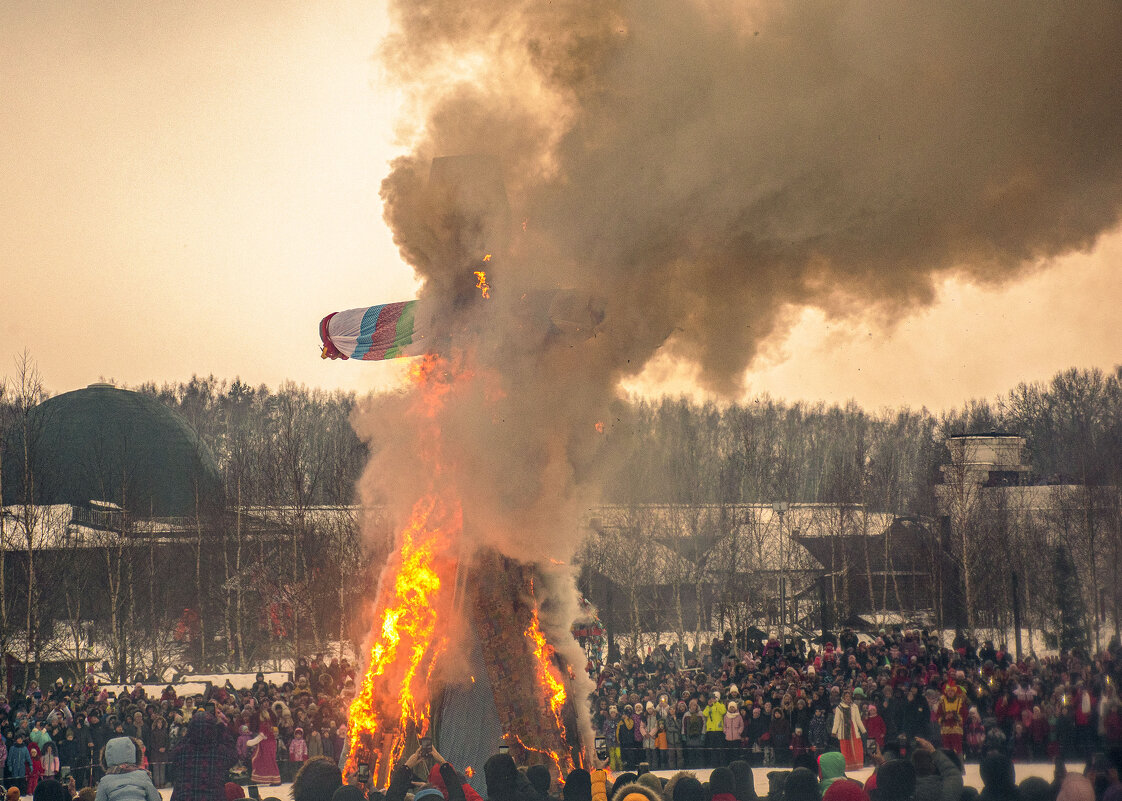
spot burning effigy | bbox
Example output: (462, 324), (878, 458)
(333, 156), (596, 788)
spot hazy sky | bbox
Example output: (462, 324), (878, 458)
(3, 1), (1119, 412)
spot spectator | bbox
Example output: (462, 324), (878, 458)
(729, 758), (757, 801)
(709, 767), (738, 801)
(833, 690), (867, 772)
(978, 754), (1021, 801)
(911, 737), (963, 801)
(170, 713), (238, 801)
(32, 779), (71, 801)
(95, 736), (160, 801)
(292, 756), (343, 801)
(564, 769), (593, 801)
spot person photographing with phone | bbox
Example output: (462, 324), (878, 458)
(383, 742), (482, 801)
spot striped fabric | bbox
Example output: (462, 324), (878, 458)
(322, 301), (418, 360)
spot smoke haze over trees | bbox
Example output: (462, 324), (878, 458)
(2, 362), (1121, 678)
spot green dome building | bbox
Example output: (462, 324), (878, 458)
(2, 383), (222, 517)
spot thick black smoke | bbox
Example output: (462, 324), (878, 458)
(381, 0), (1122, 391)
(354, 0), (1122, 730)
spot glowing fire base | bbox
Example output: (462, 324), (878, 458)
(347, 546), (581, 789)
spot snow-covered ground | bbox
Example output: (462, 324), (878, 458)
(145, 761), (1083, 801)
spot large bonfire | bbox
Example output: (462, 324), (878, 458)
(345, 342), (584, 782)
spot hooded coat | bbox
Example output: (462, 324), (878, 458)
(95, 737), (161, 801)
(170, 714), (238, 801)
(818, 752), (848, 796)
(484, 753), (539, 801)
(611, 783), (663, 801)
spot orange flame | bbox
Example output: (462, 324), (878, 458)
(525, 593), (574, 775)
(346, 355), (462, 779)
(345, 494), (460, 776)
(594, 421), (605, 434)
(512, 734), (566, 781)
(475, 270), (491, 299)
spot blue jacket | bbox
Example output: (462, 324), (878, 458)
(6, 741), (31, 778)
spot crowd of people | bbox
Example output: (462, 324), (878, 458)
(588, 629), (1122, 771)
(1, 630), (1121, 801)
(0, 653), (358, 794)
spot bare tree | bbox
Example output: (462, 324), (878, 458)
(5, 353), (50, 685)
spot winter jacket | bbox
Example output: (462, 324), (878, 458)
(704, 701), (728, 732)
(831, 704), (865, 742)
(642, 713), (658, 749)
(288, 736), (308, 762)
(682, 711), (706, 741)
(914, 749), (964, 801)
(58, 736), (79, 767)
(96, 737), (161, 801)
(148, 724), (170, 765)
(590, 768), (609, 801)
(818, 751), (847, 796)
(6, 742), (32, 778)
(96, 770), (162, 801)
(724, 711), (745, 742)
(169, 714), (238, 801)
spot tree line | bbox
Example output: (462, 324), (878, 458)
(1, 354), (1120, 683)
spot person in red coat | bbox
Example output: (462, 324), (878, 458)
(863, 702), (886, 751)
(26, 743), (45, 795)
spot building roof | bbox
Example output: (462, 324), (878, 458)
(795, 517), (935, 575)
(2, 384), (221, 517)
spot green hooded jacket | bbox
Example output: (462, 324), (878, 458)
(817, 751), (848, 797)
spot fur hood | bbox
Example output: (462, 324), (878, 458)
(612, 782), (664, 801)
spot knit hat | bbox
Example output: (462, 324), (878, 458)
(6, 789), (19, 801)
(413, 790), (445, 801)
(225, 783), (247, 801)
(528, 764), (553, 795)
(104, 736), (137, 766)
(637, 773), (663, 793)
(563, 769), (592, 801)
(823, 780), (870, 801)
(729, 760), (757, 801)
(484, 753), (520, 799)
(672, 777), (704, 801)
(785, 769), (819, 801)
(709, 767), (736, 797)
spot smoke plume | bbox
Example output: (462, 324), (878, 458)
(354, 0), (1122, 748)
